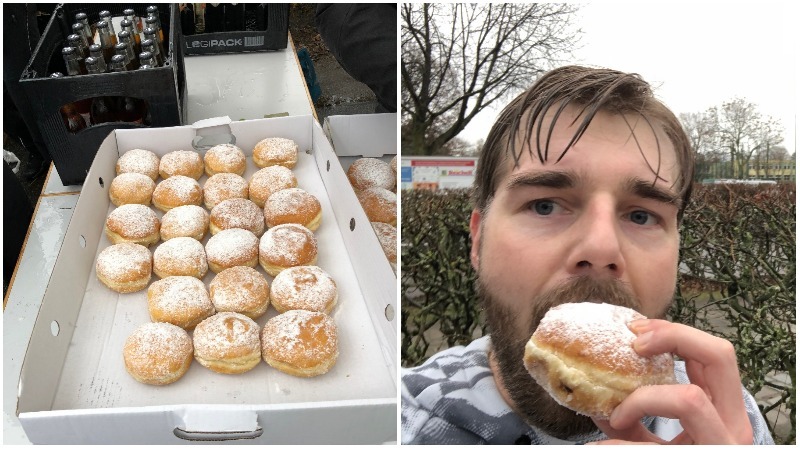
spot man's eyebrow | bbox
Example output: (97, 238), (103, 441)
(505, 171), (576, 191)
(625, 177), (682, 208)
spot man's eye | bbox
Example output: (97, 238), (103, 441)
(531, 200), (556, 215)
(630, 210), (657, 225)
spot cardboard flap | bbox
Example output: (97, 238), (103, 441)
(181, 407), (258, 433)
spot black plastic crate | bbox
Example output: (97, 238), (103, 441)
(19, 3), (186, 186)
(183, 4), (288, 55)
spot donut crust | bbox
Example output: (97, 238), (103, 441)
(248, 166), (297, 208)
(261, 310), (338, 377)
(116, 149), (160, 181)
(148, 276), (215, 329)
(153, 237), (208, 279)
(210, 198), (265, 237)
(96, 243), (152, 293)
(204, 144), (247, 176)
(160, 205), (210, 241)
(270, 266), (337, 314)
(105, 204), (160, 247)
(258, 224), (318, 276)
(152, 175), (203, 212)
(159, 150), (204, 180)
(109, 173), (155, 207)
(209, 266), (270, 319)
(193, 312), (262, 374)
(205, 228), (259, 274)
(357, 187), (396, 226)
(123, 322), (194, 385)
(263, 188), (322, 231)
(253, 137), (299, 169)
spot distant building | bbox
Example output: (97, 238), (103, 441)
(747, 160), (796, 182)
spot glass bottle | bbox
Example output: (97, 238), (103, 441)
(98, 10), (117, 45)
(194, 3), (206, 33)
(122, 8), (139, 31)
(180, 3), (195, 35)
(115, 42), (135, 72)
(74, 12), (93, 42)
(62, 46), (87, 76)
(52, 69), (88, 133)
(146, 6), (165, 43)
(138, 51), (157, 69)
(95, 20), (116, 63)
(88, 44), (107, 72)
(120, 18), (142, 56)
(142, 28), (166, 64)
(117, 30), (139, 70)
(109, 55), (146, 124)
(140, 38), (162, 67)
(71, 23), (91, 51)
(85, 56), (117, 125)
(144, 15), (164, 47)
(67, 33), (89, 60)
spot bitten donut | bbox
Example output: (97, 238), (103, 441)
(95, 242), (152, 293)
(193, 312), (262, 374)
(153, 237), (208, 279)
(249, 165), (297, 208)
(253, 137), (299, 169)
(261, 309), (338, 377)
(209, 266), (270, 319)
(203, 173), (249, 210)
(357, 187), (396, 226)
(263, 188), (322, 231)
(523, 302), (676, 419)
(210, 198), (265, 236)
(160, 205), (210, 241)
(371, 222), (397, 266)
(258, 223), (318, 276)
(116, 148), (160, 180)
(204, 144), (247, 176)
(148, 276), (215, 329)
(270, 266), (337, 314)
(152, 175), (203, 212)
(123, 322), (193, 385)
(159, 150), (204, 180)
(347, 158), (395, 192)
(105, 204), (160, 247)
(109, 172), (155, 207)
(205, 228), (259, 273)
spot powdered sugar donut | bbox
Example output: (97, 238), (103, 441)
(105, 204), (160, 247)
(270, 265), (337, 314)
(203, 173), (249, 210)
(523, 302), (676, 418)
(210, 198), (265, 237)
(153, 237), (208, 279)
(159, 150), (204, 180)
(253, 137), (299, 169)
(96, 242), (152, 293)
(193, 312), (262, 374)
(347, 158), (395, 192)
(109, 172), (155, 207)
(204, 144), (246, 176)
(205, 228), (259, 274)
(371, 222), (396, 266)
(357, 187), (396, 226)
(258, 224), (318, 276)
(160, 205), (209, 241)
(209, 266), (270, 319)
(123, 322), (193, 385)
(261, 309), (338, 377)
(116, 149), (160, 181)
(263, 188), (322, 231)
(147, 276), (215, 329)
(152, 175), (203, 212)
(249, 165), (297, 208)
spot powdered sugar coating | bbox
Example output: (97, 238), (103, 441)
(205, 228), (259, 270)
(534, 302), (674, 375)
(263, 188), (321, 228)
(193, 312), (261, 360)
(116, 149), (160, 180)
(270, 266), (337, 313)
(357, 187), (397, 225)
(371, 222), (397, 262)
(253, 137), (299, 168)
(209, 266), (270, 318)
(96, 242), (152, 283)
(210, 198), (265, 236)
(160, 150), (204, 179)
(204, 144), (247, 176)
(109, 172), (156, 207)
(153, 237), (208, 279)
(152, 175), (203, 211)
(123, 322), (193, 385)
(248, 166), (297, 208)
(203, 173), (249, 210)
(260, 309), (338, 371)
(160, 205), (209, 241)
(106, 204), (160, 241)
(147, 276), (215, 329)
(347, 158), (395, 192)
(258, 224), (318, 268)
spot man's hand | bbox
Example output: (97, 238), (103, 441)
(590, 319), (753, 445)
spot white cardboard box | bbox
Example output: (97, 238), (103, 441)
(16, 115), (397, 444)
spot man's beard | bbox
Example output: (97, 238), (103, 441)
(479, 274), (669, 440)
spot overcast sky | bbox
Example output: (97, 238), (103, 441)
(457, 1), (798, 153)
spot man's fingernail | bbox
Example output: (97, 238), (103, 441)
(633, 330), (653, 352)
(628, 319), (650, 333)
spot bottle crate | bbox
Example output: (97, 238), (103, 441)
(183, 4), (288, 56)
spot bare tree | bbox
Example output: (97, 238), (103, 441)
(401, 3), (580, 155)
(753, 119), (785, 178)
(715, 98), (782, 179)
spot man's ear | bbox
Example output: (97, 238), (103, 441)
(469, 209), (482, 271)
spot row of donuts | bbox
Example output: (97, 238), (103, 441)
(100, 138), (340, 384)
(346, 157), (398, 268)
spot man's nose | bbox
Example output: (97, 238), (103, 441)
(567, 201), (625, 278)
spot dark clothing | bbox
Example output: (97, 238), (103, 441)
(4, 161), (34, 286)
(315, 4), (397, 113)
